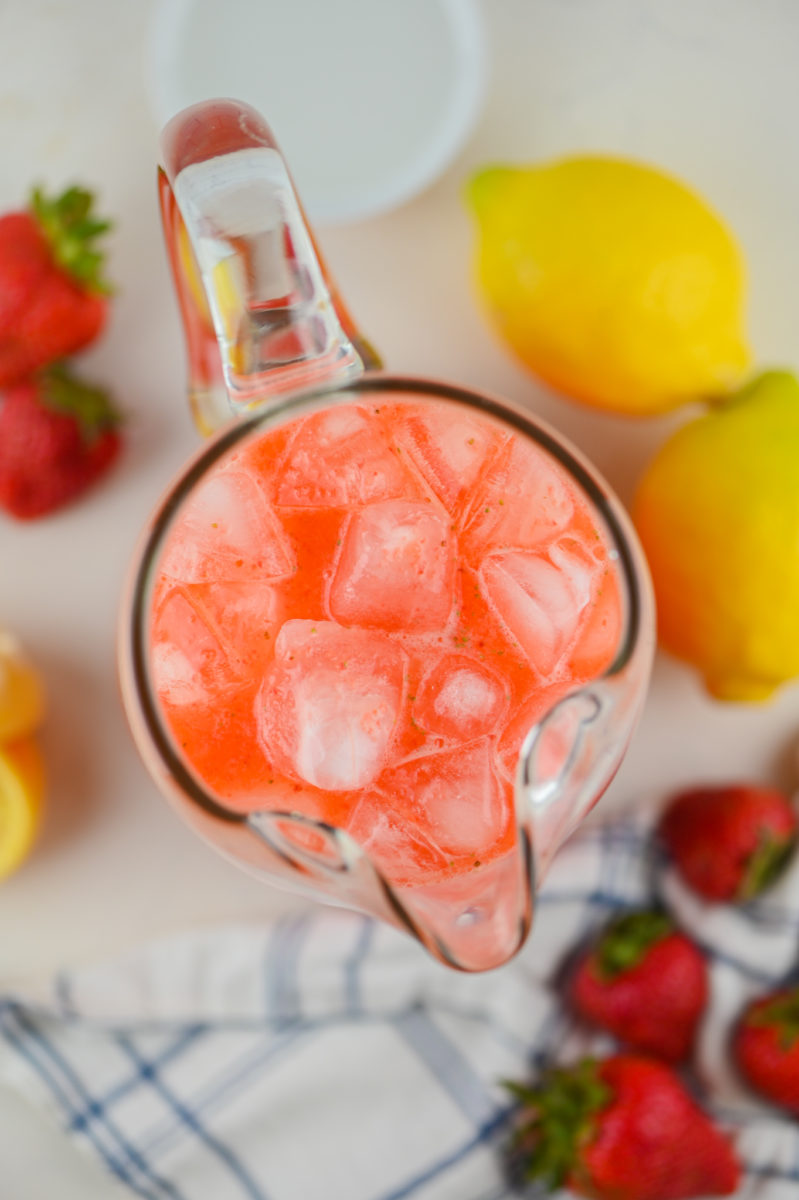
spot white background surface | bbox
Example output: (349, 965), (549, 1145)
(1, 0), (799, 1194)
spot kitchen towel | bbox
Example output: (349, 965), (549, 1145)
(1, 813), (797, 1200)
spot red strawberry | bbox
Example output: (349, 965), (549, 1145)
(733, 985), (799, 1116)
(659, 784), (797, 902)
(0, 364), (121, 519)
(0, 186), (111, 385)
(0, 212), (52, 327)
(507, 1055), (740, 1200)
(570, 910), (708, 1062)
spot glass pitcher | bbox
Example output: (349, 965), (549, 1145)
(118, 99), (655, 973)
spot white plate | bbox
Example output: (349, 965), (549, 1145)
(146, 0), (487, 225)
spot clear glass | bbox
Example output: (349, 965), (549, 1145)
(118, 100), (655, 973)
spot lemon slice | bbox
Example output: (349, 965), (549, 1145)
(0, 736), (45, 880)
(0, 632), (46, 742)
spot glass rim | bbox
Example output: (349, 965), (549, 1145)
(121, 371), (651, 828)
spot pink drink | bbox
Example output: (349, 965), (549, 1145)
(149, 398), (623, 887)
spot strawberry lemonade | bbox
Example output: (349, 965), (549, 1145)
(149, 397), (623, 889)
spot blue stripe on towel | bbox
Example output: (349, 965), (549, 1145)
(393, 1005), (500, 1129)
(0, 1003), (184, 1200)
(375, 1106), (512, 1200)
(344, 916), (375, 1017)
(67, 1026), (207, 1134)
(264, 912), (313, 1025)
(115, 1033), (271, 1200)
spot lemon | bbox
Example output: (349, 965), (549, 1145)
(466, 156), (750, 415)
(0, 631), (46, 742)
(633, 371), (799, 701)
(0, 735), (45, 879)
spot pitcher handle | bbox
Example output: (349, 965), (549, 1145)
(158, 98), (381, 435)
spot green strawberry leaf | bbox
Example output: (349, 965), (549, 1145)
(38, 363), (120, 442)
(30, 184), (113, 294)
(504, 1059), (610, 1188)
(740, 831), (797, 901)
(749, 986), (799, 1051)
(595, 909), (673, 980)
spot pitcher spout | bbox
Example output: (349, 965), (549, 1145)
(246, 807), (535, 973)
(390, 841), (535, 972)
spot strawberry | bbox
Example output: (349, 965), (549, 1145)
(733, 984), (799, 1116)
(0, 186), (111, 385)
(507, 1055), (740, 1200)
(569, 910), (708, 1062)
(0, 364), (121, 519)
(658, 783), (798, 902)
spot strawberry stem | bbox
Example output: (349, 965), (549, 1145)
(740, 830), (797, 900)
(749, 986), (799, 1051)
(38, 363), (120, 442)
(505, 1059), (610, 1188)
(594, 910), (673, 980)
(30, 185), (113, 294)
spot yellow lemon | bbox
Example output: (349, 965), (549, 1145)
(0, 631), (46, 742)
(466, 156), (750, 415)
(633, 371), (799, 701)
(0, 735), (45, 880)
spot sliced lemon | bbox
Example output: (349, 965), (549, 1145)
(0, 631), (46, 742)
(0, 735), (45, 880)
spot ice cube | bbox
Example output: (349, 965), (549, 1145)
(160, 467), (295, 583)
(274, 404), (411, 508)
(184, 581), (282, 674)
(461, 437), (574, 552)
(392, 402), (505, 514)
(380, 739), (510, 859)
(479, 539), (598, 675)
(566, 562), (623, 682)
(413, 653), (508, 741)
(328, 499), (455, 632)
(346, 794), (449, 886)
(150, 586), (231, 706)
(258, 620), (406, 791)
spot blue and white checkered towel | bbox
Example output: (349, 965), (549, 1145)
(1, 814), (798, 1200)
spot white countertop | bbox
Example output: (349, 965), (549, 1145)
(2, 0), (799, 1194)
